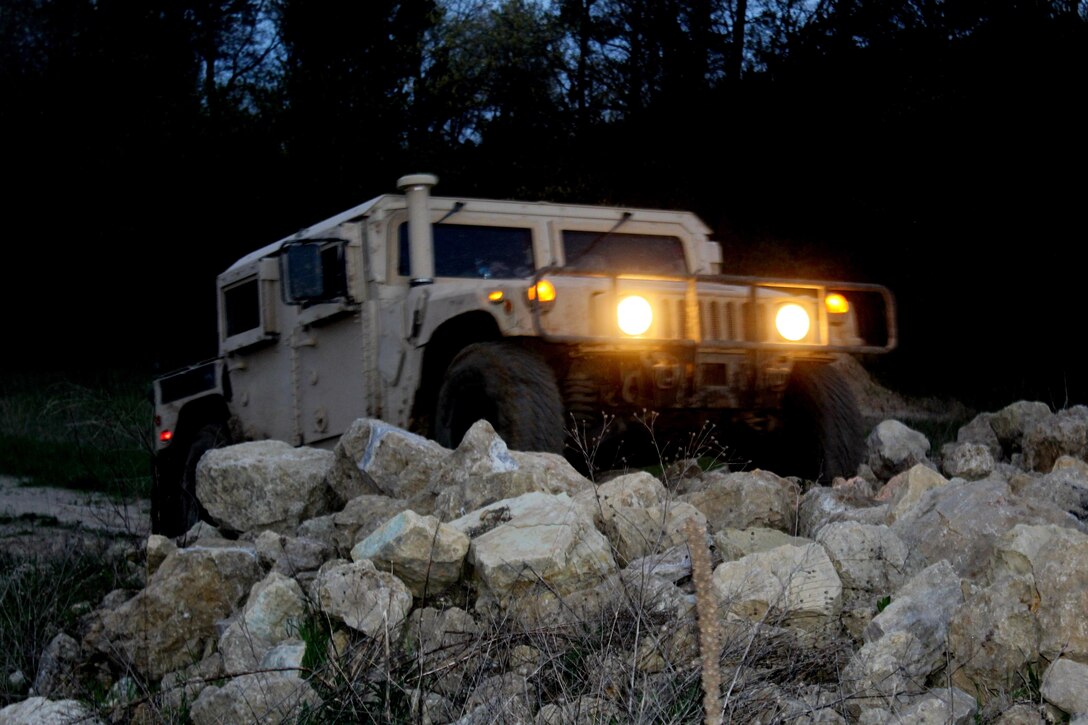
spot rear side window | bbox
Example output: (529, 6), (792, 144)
(563, 230), (687, 275)
(219, 260), (279, 352)
(223, 278), (260, 337)
(399, 224), (535, 279)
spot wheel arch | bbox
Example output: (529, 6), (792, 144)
(151, 394), (232, 536)
(165, 395), (232, 458)
(411, 310), (503, 435)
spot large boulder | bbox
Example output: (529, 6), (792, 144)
(711, 542), (842, 633)
(253, 530), (334, 579)
(218, 571), (307, 674)
(863, 560), (963, 649)
(197, 440), (336, 534)
(947, 573), (1040, 699)
(815, 521), (913, 637)
(330, 493), (433, 551)
(865, 420), (932, 481)
(841, 630), (930, 711)
(860, 686), (977, 724)
(939, 441), (996, 480)
(1041, 658), (1088, 718)
(991, 524), (1088, 662)
(329, 418), (450, 502)
(430, 420), (592, 521)
(580, 470), (666, 511)
(859, 559), (964, 704)
(31, 633), (81, 699)
(989, 401), (1053, 460)
(956, 411), (1003, 461)
(581, 471), (706, 565)
(949, 524), (1088, 700)
(1013, 465), (1088, 523)
(308, 558), (414, 638)
(0, 697), (102, 725)
(1022, 405), (1088, 473)
(351, 509), (470, 597)
(796, 485), (888, 538)
(450, 492), (617, 613)
(876, 463), (949, 524)
(189, 671), (319, 725)
(85, 539), (262, 681)
(598, 499), (706, 566)
(713, 527), (812, 562)
(890, 476), (1084, 579)
(680, 469), (801, 534)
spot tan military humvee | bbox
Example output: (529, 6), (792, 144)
(150, 174), (896, 536)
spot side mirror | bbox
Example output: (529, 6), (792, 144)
(280, 239), (349, 305)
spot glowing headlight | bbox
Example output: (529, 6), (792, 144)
(617, 295), (653, 336)
(775, 303), (810, 341)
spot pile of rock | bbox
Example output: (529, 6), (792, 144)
(4, 401), (1088, 724)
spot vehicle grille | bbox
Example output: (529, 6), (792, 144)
(660, 296), (743, 342)
(701, 299), (739, 341)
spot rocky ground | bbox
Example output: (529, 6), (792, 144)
(0, 475), (150, 558)
(0, 357), (964, 558)
(8, 359), (1088, 724)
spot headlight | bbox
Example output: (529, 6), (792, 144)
(775, 303), (810, 341)
(617, 295), (653, 336)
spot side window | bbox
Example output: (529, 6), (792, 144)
(398, 224), (535, 279)
(223, 278), (260, 337)
(219, 259), (279, 352)
(563, 230), (688, 275)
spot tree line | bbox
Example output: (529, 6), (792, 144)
(3, 0), (1086, 402)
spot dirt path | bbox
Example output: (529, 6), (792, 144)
(0, 475), (150, 556)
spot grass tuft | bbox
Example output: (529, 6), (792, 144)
(0, 539), (139, 708)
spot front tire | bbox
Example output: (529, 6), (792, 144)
(777, 361), (865, 483)
(434, 342), (565, 453)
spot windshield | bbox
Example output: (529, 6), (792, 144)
(399, 223), (535, 279)
(563, 230), (687, 275)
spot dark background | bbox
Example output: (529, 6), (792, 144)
(4, 0), (1085, 413)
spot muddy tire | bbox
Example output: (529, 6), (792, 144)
(151, 422), (230, 537)
(777, 361), (865, 483)
(434, 342), (565, 453)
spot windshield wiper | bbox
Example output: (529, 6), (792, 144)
(435, 201), (465, 225)
(564, 210), (632, 267)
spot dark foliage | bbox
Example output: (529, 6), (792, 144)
(2, 0), (1084, 407)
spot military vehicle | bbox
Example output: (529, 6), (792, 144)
(150, 174), (896, 536)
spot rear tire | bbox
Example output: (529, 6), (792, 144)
(151, 422), (230, 537)
(777, 361), (865, 483)
(434, 342), (565, 453)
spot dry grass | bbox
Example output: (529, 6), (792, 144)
(274, 565), (857, 724)
(0, 535), (141, 709)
